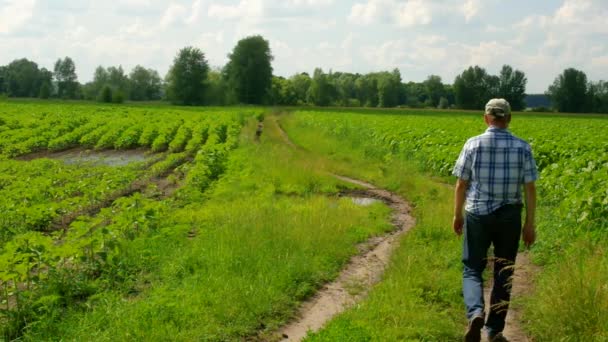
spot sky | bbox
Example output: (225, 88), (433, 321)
(1, 0), (607, 93)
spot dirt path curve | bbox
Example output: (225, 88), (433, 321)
(277, 175), (415, 341)
(482, 252), (536, 342)
(269, 116), (415, 341)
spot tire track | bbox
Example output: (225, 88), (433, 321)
(270, 117), (416, 341)
(277, 175), (415, 341)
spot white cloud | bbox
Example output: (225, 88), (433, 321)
(348, 0), (381, 24)
(67, 25), (88, 41)
(196, 31), (225, 65)
(395, 0), (432, 27)
(461, 0), (480, 22)
(160, 3), (188, 28)
(118, 0), (151, 8)
(207, 0), (264, 21)
(349, 0), (434, 27)
(186, 0), (203, 25)
(554, 0), (592, 24)
(286, 0), (333, 6)
(0, 0), (36, 34)
(362, 34), (449, 73)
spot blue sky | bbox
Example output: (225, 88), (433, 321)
(1, 0), (607, 92)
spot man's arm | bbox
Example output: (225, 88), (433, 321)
(522, 182), (536, 248)
(453, 178), (469, 236)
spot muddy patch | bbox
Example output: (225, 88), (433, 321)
(17, 148), (154, 167)
(350, 197), (380, 206)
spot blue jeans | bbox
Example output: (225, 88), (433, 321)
(462, 204), (522, 336)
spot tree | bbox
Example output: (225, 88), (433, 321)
(99, 85), (113, 103)
(38, 68), (53, 99)
(4, 59), (44, 97)
(107, 66), (129, 97)
(376, 69), (401, 108)
(404, 81), (425, 108)
(82, 66), (108, 100)
(269, 76), (297, 106)
(546, 68), (589, 113)
(307, 68), (336, 106)
(289, 73), (312, 105)
(437, 97), (449, 109)
(423, 75), (445, 107)
(54, 57), (78, 99)
(587, 80), (608, 113)
(454, 66), (495, 110)
(166, 46), (209, 105)
(225, 35), (273, 104)
(204, 68), (232, 105)
(331, 72), (358, 106)
(497, 65), (527, 111)
(129, 65), (162, 101)
(355, 75), (378, 107)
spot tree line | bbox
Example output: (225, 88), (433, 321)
(0, 35), (607, 113)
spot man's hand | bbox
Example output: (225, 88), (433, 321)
(453, 178), (469, 237)
(522, 221), (536, 248)
(453, 214), (464, 236)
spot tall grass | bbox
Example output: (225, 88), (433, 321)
(524, 239), (608, 341)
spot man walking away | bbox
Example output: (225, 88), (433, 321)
(452, 99), (538, 342)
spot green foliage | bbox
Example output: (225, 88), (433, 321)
(165, 46), (209, 105)
(2, 59), (52, 98)
(423, 75), (446, 107)
(54, 57), (79, 99)
(437, 96), (449, 109)
(307, 68), (335, 106)
(453, 64), (527, 110)
(0, 102), (255, 339)
(524, 241), (608, 341)
(454, 65), (496, 109)
(38, 82), (51, 99)
(98, 85), (112, 103)
(128, 65), (162, 101)
(498, 65), (527, 111)
(112, 90), (125, 104)
(225, 35), (274, 105)
(547, 68), (589, 113)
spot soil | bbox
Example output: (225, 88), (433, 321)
(482, 252), (537, 342)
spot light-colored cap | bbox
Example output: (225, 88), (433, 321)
(485, 98), (511, 117)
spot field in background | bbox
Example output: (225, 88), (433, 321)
(0, 101), (606, 341)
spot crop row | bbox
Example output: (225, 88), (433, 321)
(0, 103), (250, 339)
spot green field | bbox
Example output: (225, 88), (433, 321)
(0, 101), (606, 341)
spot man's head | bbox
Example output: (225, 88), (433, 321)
(484, 98), (511, 128)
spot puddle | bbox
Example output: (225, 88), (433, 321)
(18, 148), (154, 167)
(351, 197), (380, 206)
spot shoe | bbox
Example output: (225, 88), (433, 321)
(489, 332), (509, 342)
(464, 314), (485, 342)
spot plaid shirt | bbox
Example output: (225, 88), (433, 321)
(452, 126), (539, 215)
